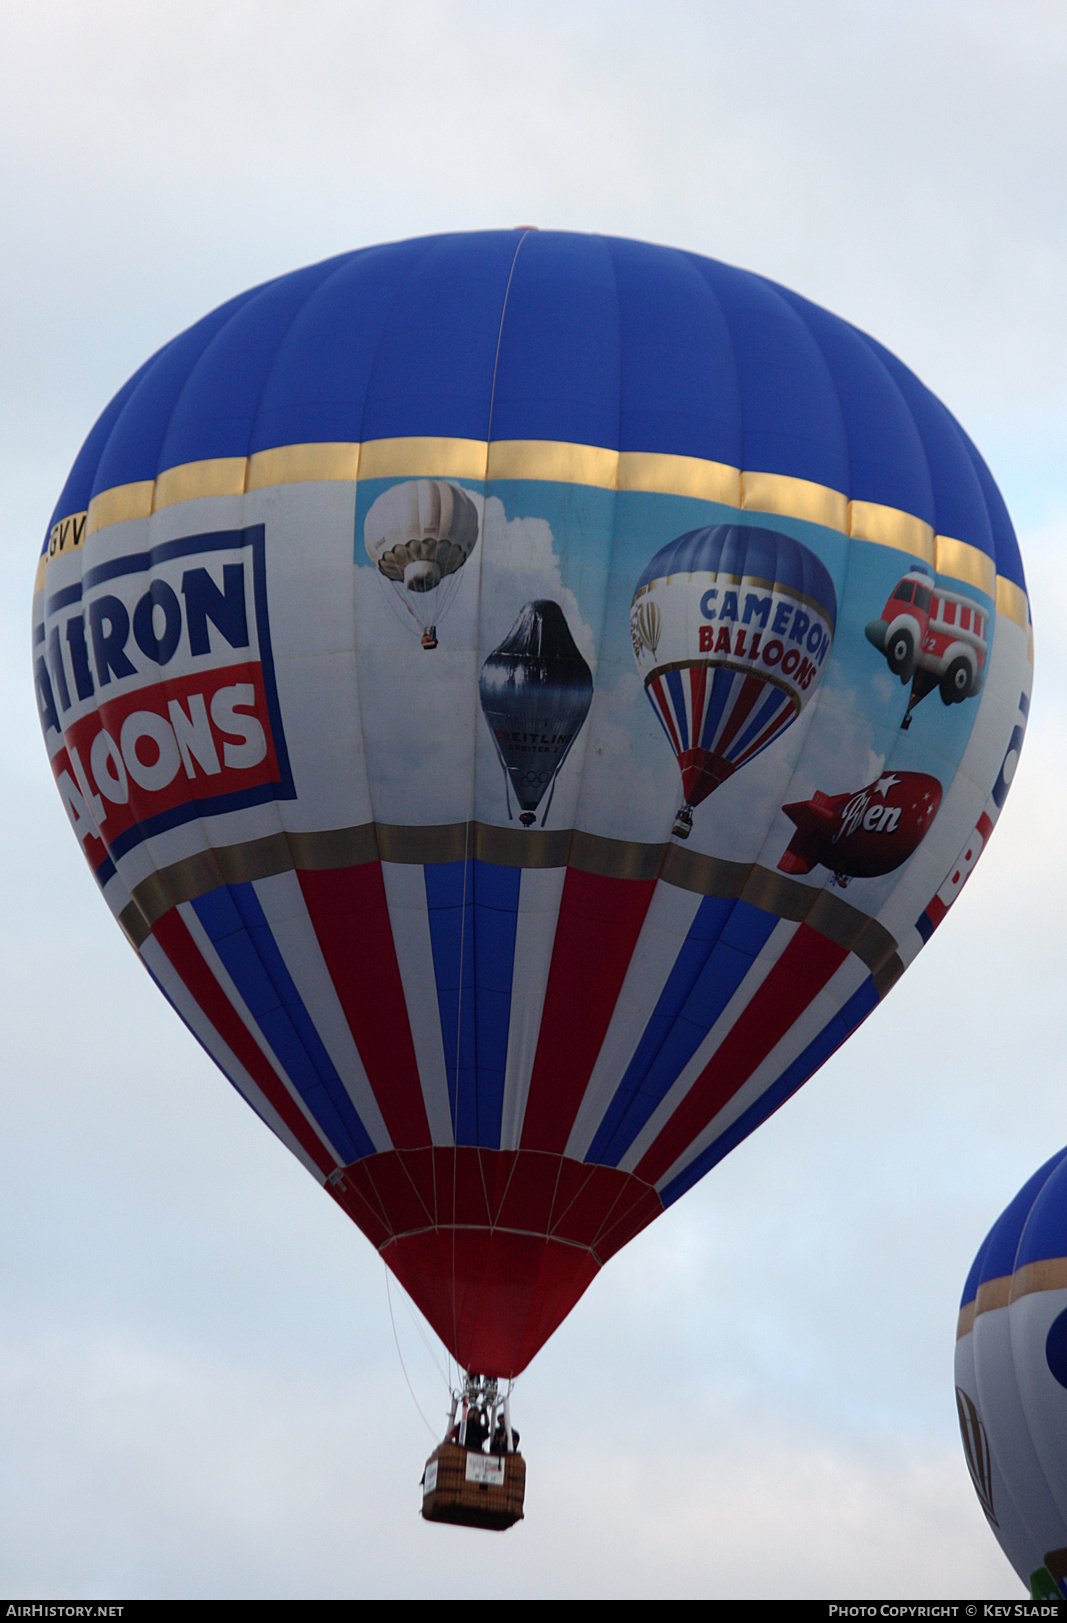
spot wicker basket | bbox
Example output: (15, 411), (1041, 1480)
(421, 1442), (526, 1531)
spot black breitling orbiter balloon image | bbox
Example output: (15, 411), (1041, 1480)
(479, 599), (594, 827)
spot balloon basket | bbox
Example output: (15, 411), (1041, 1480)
(421, 626), (439, 650)
(672, 807), (693, 839)
(421, 1443), (526, 1531)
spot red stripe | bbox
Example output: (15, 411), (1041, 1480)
(650, 674), (682, 756)
(688, 665), (708, 749)
(299, 864), (431, 1149)
(520, 868), (657, 1153)
(635, 923), (848, 1185)
(152, 908), (335, 1176)
(925, 895), (948, 928)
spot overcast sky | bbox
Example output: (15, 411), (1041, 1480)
(4, 0), (1067, 1599)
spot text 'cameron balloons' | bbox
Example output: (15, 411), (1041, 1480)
(956, 1153), (1067, 1599)
(631, 524), (836, 839)
(34, 230), (1032, 1380)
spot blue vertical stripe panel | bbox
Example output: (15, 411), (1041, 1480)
(473, 861), (521, 1146)
(689, 257), (850, 494)
(732, 685), (791, 757)
(611, 237), (744, 465)
(158, 259), (351, 471)
(773, 286), (937, 525)
(490, 231), (621, 449)
(658, 975), (882, 1206)
(424, 859), (520, 1148)
(247, 241), (426, 452)
(360, 233), (520, 445)
(864, 335), (996, 564)
(90, 287), (268, 495)
(697, 669), (734, 751)
(424, 859), (476, 1143)
(585, 897), (779, 1166)
(191, 882), (375, 1163)
(46, 353), (159, 527)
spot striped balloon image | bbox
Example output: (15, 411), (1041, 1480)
(479, 600), (593, 827)
(631, 525), (837, 838)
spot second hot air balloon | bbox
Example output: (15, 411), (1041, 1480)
(957, 1152), (1067, 1598)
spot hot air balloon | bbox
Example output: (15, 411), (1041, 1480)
(364, 477), (479, 648)
(33, 230), (1031, 1526)
(479, 599), (594, 826)
(956, 1151), (1067, 1598)
(631, 524), (836, 838)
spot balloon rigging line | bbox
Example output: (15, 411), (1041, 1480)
(396, 1274), (453, 1390)
(384, 1263), (440, 1441)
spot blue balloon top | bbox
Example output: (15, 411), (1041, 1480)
(633, 523), (838, 629)
(46, 230), (1025, 592)
(960, 1147), (1067, 1308)
(1017, 1154), (1067, 1271)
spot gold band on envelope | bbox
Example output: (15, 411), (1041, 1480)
(39, 436), (1028, 634)
(1009, 1257), (1067, 1302)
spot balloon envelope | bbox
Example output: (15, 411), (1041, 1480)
(956, 1152), (1067, 1598)
(34, 230), (1032, 1377)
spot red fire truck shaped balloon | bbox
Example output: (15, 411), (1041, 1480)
(865, 568), (988, 728)
(778, 771), (943, 885)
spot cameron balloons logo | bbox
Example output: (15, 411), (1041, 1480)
(33, 526), (293, 881)
(631, 523), (837, 840)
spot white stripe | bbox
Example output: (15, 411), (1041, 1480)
(380, 861), (454, 1146)
(651, 952), (871, 1192)
(564, 881), (704, 1161)
(175, 899), (350, 1163)
(250, 871), (392, 1152)
(138, 932), (329, 1181)
(617, 917), (799, 1173)
(498, 866), (567, 1150)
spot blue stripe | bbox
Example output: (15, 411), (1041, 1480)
(191, 882), (374, 1162)
(730, 684), (790, 759)
(585, 898), (778, 1167)
(698, 668), (735, 751)
(658, 976), (881, 1206)
(424, 859), (520, 1148)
